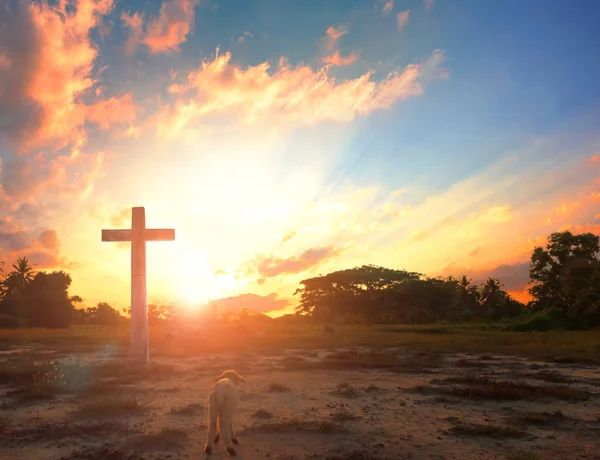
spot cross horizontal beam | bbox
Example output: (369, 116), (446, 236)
(102, 229), (175, 242)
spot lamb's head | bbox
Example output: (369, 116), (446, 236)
(215, 369), (247, 385)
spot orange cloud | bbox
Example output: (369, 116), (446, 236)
(254, 245), (342, 279)
(424, 0), (435, 14)
(322, 50), (358, 67)
(0, 228), (64, 269)
(121, 0), (198, 54)
(382, 0), (394, 17)
(325, 26), (348, 51)
(0, 0), (131, 202)
(38, 229), (59, 251)
(321, 25), (358, 67)
(85, 94), (138, 131)
(0, 0), (114, 152)
(397, 10), (410, 31)
(160, 48), (445, 132)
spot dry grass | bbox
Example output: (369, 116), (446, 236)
(455, 358), (490, 368)
(509, 409), (567, 426)
(168, 402), (203, 416)
(0, 360), (75, 401)
(75, 395), (143, 418)
(505, 454), (544, 460)
(331, 406), (361, 421)
(526, 370), (575, 384)
(5, 421), (135, 446)
(309, 450), (376, 460)
(428, 375), (590, 401)
(268, 382), (292, 393)
(252, 409), (274, 419)
(362, 383), (381, 393)
(249, 417), (348, 434)
(331, 382), (361, 399)
(0, 415), (8, 433)
(448, 420), (524, 438)
(59, 444), (144, 460)
(127, 427), (187, 450)
(2, 324), (600, 364)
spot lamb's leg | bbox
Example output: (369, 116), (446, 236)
(230, 422), (239, 445)
(204, 399), (218, 454)
(213, 416), (221, 444)
(219, 408), (237, 456)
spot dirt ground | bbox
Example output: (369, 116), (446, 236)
(1, 345), (600, 460)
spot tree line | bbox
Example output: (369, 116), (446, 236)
(294, 230), (600, 330)
(1, 230), (598, 330)
(0, 258), (178, 328)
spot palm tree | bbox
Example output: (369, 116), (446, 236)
(11, 257), (36, 284)
(481, 277), (502, 310)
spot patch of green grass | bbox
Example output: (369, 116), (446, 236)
(268, 382), (292, 393)
(448, 420), (524, 438)
(169, 403), (203, 416)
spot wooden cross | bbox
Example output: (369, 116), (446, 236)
(102, 207), (175, 363)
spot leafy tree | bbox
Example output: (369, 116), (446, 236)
(148, 304), (180, 325)
(528, 231), (600, 327)
(295, 265), (422, 323)
(15, 271), (76, 328)
(95, 302), (121, 327)
(70, 295), (83, 304)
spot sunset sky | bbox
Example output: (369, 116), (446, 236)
(1, 0), (599, 316)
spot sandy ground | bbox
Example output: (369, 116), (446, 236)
(1, 345), (600, 460)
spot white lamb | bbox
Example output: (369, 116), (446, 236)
(204, 369), (247, 456)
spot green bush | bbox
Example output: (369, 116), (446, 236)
(0, 314), (28, 328)
(506, 309), (567, 332)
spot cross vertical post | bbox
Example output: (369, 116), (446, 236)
(102, 206), (175, 363)
(131, 207), (148, 363)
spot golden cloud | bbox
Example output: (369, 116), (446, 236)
(160, 47), (445, 133)
(121, 0), (198, 54)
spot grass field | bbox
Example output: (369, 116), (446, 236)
(1, 323), (599, 362)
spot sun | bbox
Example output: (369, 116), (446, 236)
(178, 282), (211, 307)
